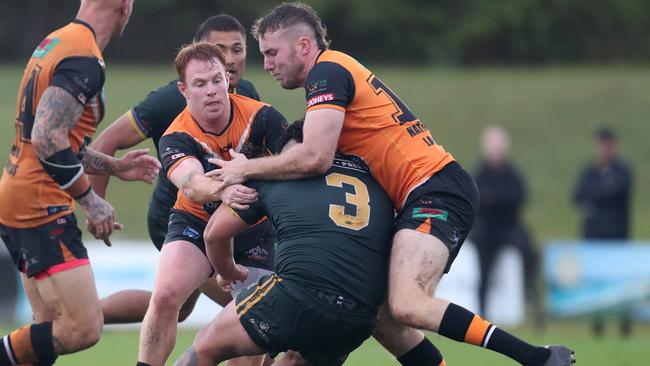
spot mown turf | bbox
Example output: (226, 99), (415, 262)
(3, 321), (643, 365)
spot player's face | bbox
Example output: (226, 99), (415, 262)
(180, 58), (230, 123)
(259, 29), (306, 90)
(203, 31), (247, 88)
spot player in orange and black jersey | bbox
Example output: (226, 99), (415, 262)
(91, 14), (271, 328)
(137, 42), (287, 366)
(0, 2), (160, 366)
(211, 3), (575, 366)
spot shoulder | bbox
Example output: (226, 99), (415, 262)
(235, 79), (260, 100)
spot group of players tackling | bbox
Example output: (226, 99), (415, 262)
(0, 1), (575, 365)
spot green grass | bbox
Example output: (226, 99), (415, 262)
(3, 321), (643, 365)
(0, 64), (649, 242)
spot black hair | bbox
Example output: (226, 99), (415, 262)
(596, 126), (616, 140)
(194, 14), (246, 41)
(279, 119), (305, 148)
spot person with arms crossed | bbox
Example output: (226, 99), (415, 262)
(0, 1), (159, 365)
(90, 14), (267, 325)
(212, 3), (575, 365)
(175, 120), (395, 366)
(136, 42), (286, 366)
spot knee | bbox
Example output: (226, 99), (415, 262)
(150, 287), (184, 314)
(60, 311), (103, 351)
(192, 337), (228, 364)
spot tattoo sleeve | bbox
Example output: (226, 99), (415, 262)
(31, 86), (85, 158)
(81, 147), (119, 175)
(173, 346), (198, 366)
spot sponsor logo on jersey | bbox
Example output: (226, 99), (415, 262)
(182, 226), (200, 240)
(307, 93), (335, 107)
(307, 79), (328, 94)
(47, 205), (70, 216)
(412, 207), (448, 221)
(32, 37), (60, 59)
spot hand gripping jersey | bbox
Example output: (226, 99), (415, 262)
(304, 50), (455, 211)
(0, 20), (106, 228)
(159, 94), (287, 222)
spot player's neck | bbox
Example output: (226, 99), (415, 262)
(76, 6), (115, 50)
(193, 102), (232, 134)
(302, 48), (323, 84)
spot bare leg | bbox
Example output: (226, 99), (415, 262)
(138, 241), (212, 366)
(101, 289), (152, 324)
(388, 229), (450, 331)
(372, 302), (424, 357)
(174, 301), (266, 366)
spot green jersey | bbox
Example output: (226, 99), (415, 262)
(234, 154), (394, 310)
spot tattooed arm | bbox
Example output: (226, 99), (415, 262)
(81, 147), (119, 175)
(31, 86), (84, 157)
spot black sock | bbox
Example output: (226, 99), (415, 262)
(137, 362), (152, 366)
(438, 303), (548, 365)
(397, 337), (445, 366)
(30, 322), (57, 366)
(0, 335), (16, 366)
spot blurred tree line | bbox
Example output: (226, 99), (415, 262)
(1, 0), (649, 65)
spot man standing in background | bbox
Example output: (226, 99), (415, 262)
(471, 126), (540, 324)
(573, 127), (633, 336)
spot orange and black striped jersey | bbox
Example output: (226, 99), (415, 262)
(305, 50), (455, 211)
(0, 20), (106, 228)
(159, 94), (287, 222)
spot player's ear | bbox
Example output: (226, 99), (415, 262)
(297, 36), (311, 56)
(177, 81), (188, 99)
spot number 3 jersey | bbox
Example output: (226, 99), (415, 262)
(232, 155), (394, 311)
(305, 50), (455, 211)
(159, 94), (287, 222)
(0, 20), (106, 228)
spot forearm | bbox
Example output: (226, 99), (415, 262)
(206, 236), (236, 275)
(81, 147), (120, 175)
(181, 172), (222, 203)
(245, 144), (331, 181)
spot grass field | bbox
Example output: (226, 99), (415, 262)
(2, 321), (646, 365)
(1, 64), (648, 242)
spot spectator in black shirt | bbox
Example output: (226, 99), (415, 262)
(574, 127), (632, 240)
(573, 127), (633, 336)
(471, 126), (540, 319)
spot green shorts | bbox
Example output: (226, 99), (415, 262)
(236, 274), (377, 366)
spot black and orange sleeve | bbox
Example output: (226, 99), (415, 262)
(304, 61), (355, 112)
(50, 56), (105, 105)
(158, 131), (200, 177)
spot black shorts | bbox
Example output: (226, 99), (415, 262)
(164, 210), (276, 271)
(395, 161), (479, 272)
(237, 274), (376, 366)
(148, 178), (177, 250)
(0, 214), (89, 278)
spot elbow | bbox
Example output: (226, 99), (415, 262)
(31, 137), (49, 159)
(303, 149), (333, 175)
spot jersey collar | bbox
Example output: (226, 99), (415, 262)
(72, 19), (97, 40)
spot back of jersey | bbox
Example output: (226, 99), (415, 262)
(242, 154), (394, 310)
(0, 20), (105, 228)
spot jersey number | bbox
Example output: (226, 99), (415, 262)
(325, 173), (370, 231)
(368, 75), (416, 125)
(17, 66), (42, 142)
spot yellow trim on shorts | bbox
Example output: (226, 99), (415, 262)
(237, 275), (282, 318)
(236, 274), (275, 312)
